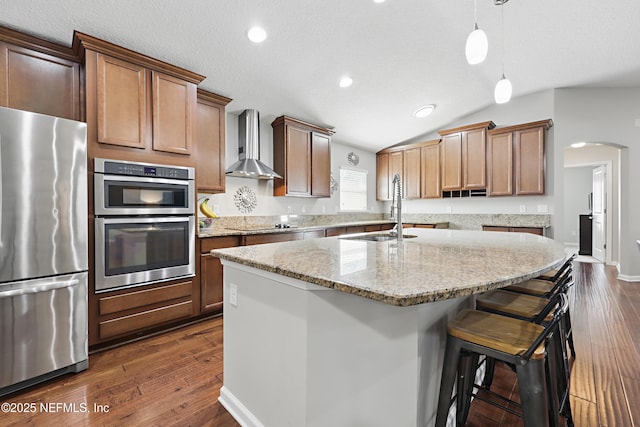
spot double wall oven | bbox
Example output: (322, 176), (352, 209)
(93, 158), (195, 292)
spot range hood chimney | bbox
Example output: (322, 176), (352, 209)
(226, 109), (282, 179)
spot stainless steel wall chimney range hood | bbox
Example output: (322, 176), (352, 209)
(226, 109), (282, 179)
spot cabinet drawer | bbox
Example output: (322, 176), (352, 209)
(99, 281), (192, 316)
(304, 230), (325, 239)
(364, 225), (382, 232)
(200, 236), (241, 253)
(346, 225), (366, 234)
(326, 227), (347, 237)
(244, 232), (304, 246)
(99, 300), (193, 340)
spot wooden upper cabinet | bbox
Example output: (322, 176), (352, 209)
(376, 152), (390, 201)
(311, 132), (331, 197)
(152, 71), (196, 155)
(74, 31), (205, 166)
(441, 133), (462, 191)
(421, 143), (441, 199)
(403, 147), (421, 199)
(389, 151), (403, 198)
(96, 53), (147, 148)
(0, 27), (80, 120)
(272, 115), (333, 197)
(463, 128), (486, 189)
(487, 131), (513, 196)
(487, 119), (552, 196)
(195, 89), (232, 193)
(439, 121), (495, 192)
(515, 124), (547, 195)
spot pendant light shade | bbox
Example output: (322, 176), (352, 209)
(465, 23), (488, 65)
(494, 74), (512, 104)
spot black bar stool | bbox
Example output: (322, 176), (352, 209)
(434, 294), (570, 427)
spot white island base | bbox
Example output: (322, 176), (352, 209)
(218, 261), (473, 427)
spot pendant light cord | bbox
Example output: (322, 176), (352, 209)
(500, 2), (505, 76)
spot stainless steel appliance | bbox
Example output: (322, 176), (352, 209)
(0, 107), (88, 396)
(93, 159), (195, 292)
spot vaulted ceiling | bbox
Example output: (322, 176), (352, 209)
(2, 0), (640, 151)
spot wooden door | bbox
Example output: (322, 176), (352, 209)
(96, 53), (148, 148)
(441, 133), (462, 190)
(376, 153), (390, 201)
(487, 132), (513, 196)
(592, 165), (606, 262)
(0, 42), (80, 120)
(421, 144), (441, 199)
(463, 128), (486, 189)
(403, 147), (421, 199)
(195, 92), (228, 193)
(514, 126), (545, 195)
(152, 71), (195, 155)
(389, 151), (403, 198)
(311, 132), (331, 197)
(285, 125), (312, 195)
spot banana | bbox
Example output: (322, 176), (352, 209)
(199, 198), (218, 218)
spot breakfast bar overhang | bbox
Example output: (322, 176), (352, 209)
(212, 229), (567, 427)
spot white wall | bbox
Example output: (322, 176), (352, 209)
(562, 166), (593, 245)
(554, 88), (640, 280)
(200, 112), (381, 216)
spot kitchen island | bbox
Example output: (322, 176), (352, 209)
(212, 229), (566, 427)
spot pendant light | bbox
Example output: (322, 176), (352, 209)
(465, 0), (488, 65)
(494, 0), (512, 104)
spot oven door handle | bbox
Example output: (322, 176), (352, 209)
(0, 279), (79, 299)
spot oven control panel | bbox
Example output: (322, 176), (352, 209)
(95, 158), (194, 180)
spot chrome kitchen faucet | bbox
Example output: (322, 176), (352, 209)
(390, 173), (403, 242)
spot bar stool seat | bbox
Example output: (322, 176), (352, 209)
(476, 290), (550, 321)
(435, 304), (569, 427)
(504, 278), (556, 297)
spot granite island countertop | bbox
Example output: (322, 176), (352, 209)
(211, 228), (566, 306)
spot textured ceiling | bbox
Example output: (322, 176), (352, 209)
(2, 0), (639, 152)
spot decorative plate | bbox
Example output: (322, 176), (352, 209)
(330, 172), (338, 195)
(347, 152), (359, 166)
(234, 186), (257, 213)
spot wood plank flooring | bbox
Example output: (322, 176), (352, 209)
(2, 261), (637, 426)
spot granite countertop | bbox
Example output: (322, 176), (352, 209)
(198, 220), (448, 238)
(211, 228), (567, 307)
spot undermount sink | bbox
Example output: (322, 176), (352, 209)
(340, 233), (418, 242)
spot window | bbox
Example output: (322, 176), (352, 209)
(339, 167), (367, 211)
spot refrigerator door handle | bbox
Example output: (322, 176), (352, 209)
(0, 279), (79, 299)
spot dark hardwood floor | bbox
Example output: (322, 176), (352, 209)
(2, 261), (636, 426)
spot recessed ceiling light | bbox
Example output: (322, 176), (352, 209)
(414, 105), (435, 118)
(373, 0), (386, 3)
(571, 142), (587, 148)
(247, 26), (267, 43)
(339, 76), (353, 88)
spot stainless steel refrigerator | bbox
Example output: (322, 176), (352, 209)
(0, 107), (88, 396)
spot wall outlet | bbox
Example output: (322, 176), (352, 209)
(301, 206), (306, 213)
(537, 204), (549, 213)
(635, 118), (640, 127)
(287, 206), (292, 214)
(446, 205), (452, 213)
(321, 205), (326, 214)
(230, 283), (238, 307)
(519, 205), (526, 213)
(213, 203), (220, 214)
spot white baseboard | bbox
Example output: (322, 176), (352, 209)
(617, 273), (640, 282)
(218, 386), (264, 427)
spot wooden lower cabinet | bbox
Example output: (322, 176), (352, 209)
(482, 225), (545, 236)
(95, 280), (194, 342)
(199, 236), (241, 313)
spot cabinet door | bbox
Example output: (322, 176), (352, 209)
(286, 125), (312, 195)
(0, 42), (80, 120)
(96, 53), (148, 148)
(389, 151), (403, 198)
(487, 132), (513, 196)
(463, 128), (486, 189)
(152, 71), (196, 155)
(195, 97), (225, 192)
(421, 144), (441, 198)
(311, 132), (331, 197)
(403, 147), (421, 199)
(376, 153), (390, 201)
(201, 255), (223, 312)
(514, 126), (544, 195)
(441, 133), (462, 190)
